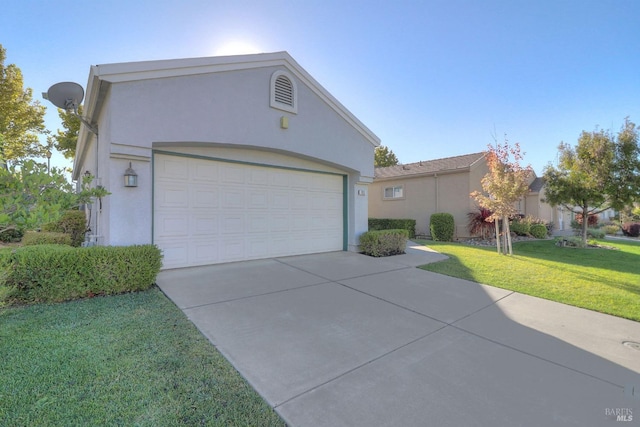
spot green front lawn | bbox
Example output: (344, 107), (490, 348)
(416, 239), (640, 322)
(0, 288), (285, 426)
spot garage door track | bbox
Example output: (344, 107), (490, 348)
(156, 243), (640, 426)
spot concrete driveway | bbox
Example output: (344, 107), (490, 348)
(157, 243), (640, 426)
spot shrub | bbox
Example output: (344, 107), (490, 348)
(529, 223), (548, 239)
(510, 219), (530, 236)
(368, 218), (416, 238)
(587, 228), (605, 239)
(430, 213), (454, 241)
(621, 222), (640, 237)
(0, 227), (24, 243)
(0, 268), (14, 308)
(574, 213), (599, 227)
(0, 244), (163, 304)
(359, 229), (409, 257)
(555, 236), (586, 248)
(43, 210), (88, 247)
(467, 208), (493, 239)
(603, 224), (620, 235)
(22, 231), (72, 246)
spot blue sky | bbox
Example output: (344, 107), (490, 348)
(2, 0), (639, 175)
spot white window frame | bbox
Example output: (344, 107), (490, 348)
(270, 70), (298, 114)
(383, 185), (404, 200)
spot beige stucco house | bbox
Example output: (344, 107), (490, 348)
(369, 152), (558, 238)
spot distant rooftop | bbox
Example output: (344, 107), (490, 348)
(528, 177), (545, 192)
(375, 152), (486, 179)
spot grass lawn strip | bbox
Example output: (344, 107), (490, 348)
(0, 288), (285, 426)
(416, 239), (640, 322)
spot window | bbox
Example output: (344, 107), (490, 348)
(383, 185), (404, 199)
(270, 70), (297, 113)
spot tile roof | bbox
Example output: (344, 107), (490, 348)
(375, 152), (486, 179)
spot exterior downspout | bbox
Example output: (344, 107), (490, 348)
(434, 173), (438, 212)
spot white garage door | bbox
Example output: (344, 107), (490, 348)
(154, 153), (344, 268)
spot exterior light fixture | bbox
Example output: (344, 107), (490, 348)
(124, 162), (138, 187)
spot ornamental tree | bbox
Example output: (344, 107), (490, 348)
(374, 145), (399, 167)
(0, 160), (109, 235)
(471, 139), (533, 255)
(543, 118), (640, 245)
(0, 44), (47, 167)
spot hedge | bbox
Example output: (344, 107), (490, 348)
(359, 229), (409, 257)
(0, 244), (163, 304)
(368, 218), (416, 238)
(429, 213), (454, 241)
(22, 231), (72, 246)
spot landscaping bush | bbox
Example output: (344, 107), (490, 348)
(430, 213), (454, 241)
(555, 236), (586, 248)
(43, 210), (88, 247)
(529, 223), (548, 239)
(574, 213), (599, 227)
(621, 222), (640, 237)
(22, 231), (72, 246)
(467, 208), (493, 239)
(0, 244), (163, 304)
(359, 229), (409, 257)
(0, 227), (24, 243)
(368, 218), (416, 238)
(603, 224), (620, 235)
(587, 228), (605, 239)
(510, 219), (530, 236)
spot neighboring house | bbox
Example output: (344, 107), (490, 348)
(72, 51), (379, 269)
(369, 152), (557, 238)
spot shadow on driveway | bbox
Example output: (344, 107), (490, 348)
(157, 245), (640, 426)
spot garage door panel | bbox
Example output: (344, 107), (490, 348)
(221, 213), (245, 234)
(192, 162), (219, 182)
(222, 188), (245, 209)
(154, 154), (343, 268)
(247, 189), (268, 209)
(156, 215), (189, 238)
(160, 241), (190, 269)
(156, 184), (189, 208)
(222, 165), (246, 184)
(191, 239), (220, 265)
(270, 215), (289, 232)
(192, 185), (219, 208)
(159, 157), (188, 179)
(247, 214), (268, 233)
(192, 214), (218, 236)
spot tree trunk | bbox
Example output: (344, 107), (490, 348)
(495, 218), (501, 254)
(581, 207), (589, 246)
(504, 215), (513, 255)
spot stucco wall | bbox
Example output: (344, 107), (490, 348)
(76, 61), (376, 250)
(369, 170), (480, 238)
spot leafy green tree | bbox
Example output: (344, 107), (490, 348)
(543, 118), (640, 245)
(471, 139), (532, 255)
(0, 160), (109, 235)
(0, 44), (47, 167)
(50, 105), (82, 159)
(374, 145), (399, 167)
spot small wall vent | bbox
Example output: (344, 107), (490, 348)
(270, 70), (297, 113)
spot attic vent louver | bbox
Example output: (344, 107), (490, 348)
(270, 70), (298, 113)
(274, 76), (293, 106)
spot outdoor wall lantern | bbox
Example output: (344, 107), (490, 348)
(124, 162), (138, 187)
